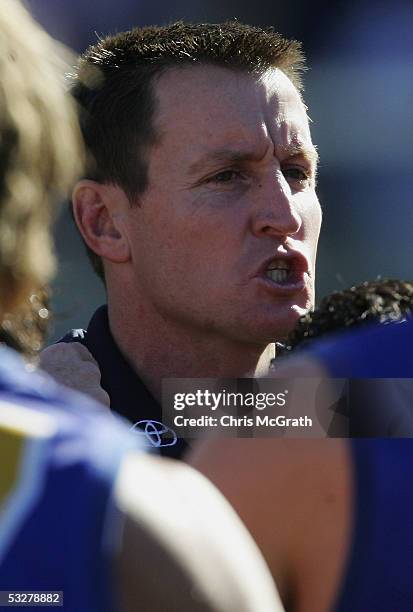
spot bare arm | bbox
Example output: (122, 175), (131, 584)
(114, 454), (284, 612)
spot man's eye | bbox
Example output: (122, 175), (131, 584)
(283, 167), (310, 184)
(207, 170), (242, 184)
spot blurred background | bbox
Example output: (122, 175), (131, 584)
(25, 0), (413, 341)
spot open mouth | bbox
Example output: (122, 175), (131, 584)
(259, 253), (310, 290)
(253, 251), (310, 293)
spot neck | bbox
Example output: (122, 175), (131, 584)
(108, 301), (275, 401)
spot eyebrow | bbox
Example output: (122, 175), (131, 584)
(278, 143), (319, 168)
(187, 143), (319, 177)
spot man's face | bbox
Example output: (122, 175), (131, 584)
(124, 65), (322, 344)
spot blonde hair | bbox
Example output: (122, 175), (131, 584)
(0, 0), (82, 315)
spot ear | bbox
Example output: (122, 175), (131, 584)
(72, 180), (131, 264)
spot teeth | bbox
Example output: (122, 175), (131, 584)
(268, 258), (289, 270)
(265, 259), (290, 283)
(267, 269), (289, 283)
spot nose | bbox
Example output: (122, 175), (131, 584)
(251, 171), (302, 238)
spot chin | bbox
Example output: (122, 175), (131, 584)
(222, 295), (313, 345)
(233, 310), (302, 346)
(262, 304), (309, 342)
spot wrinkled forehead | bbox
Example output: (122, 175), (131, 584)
(152, 64), (312, 151)
(258, 68), (310, 131)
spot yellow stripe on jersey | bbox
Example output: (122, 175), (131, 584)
(0, 402), (56, 564)
(0, 430), (25, 507)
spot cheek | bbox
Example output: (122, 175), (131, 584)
(311, 204), (322, 245)
(134, 192), (245, 276)
(301, 196), (322, 248)
(130, 202), (180, 254)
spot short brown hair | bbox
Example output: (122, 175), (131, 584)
(72, 21), (306, 281)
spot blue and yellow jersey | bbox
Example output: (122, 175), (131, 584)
(0, 346), (141, 611)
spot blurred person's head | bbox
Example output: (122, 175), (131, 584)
(72, 22), (321, 355)
(0, 0), (81, 347)
(278, 278), (413, 357)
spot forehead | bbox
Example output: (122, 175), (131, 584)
(152, 65), (313, 159)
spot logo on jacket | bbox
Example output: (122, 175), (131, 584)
(130, 420), (178, 447)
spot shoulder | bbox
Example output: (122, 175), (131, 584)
(116, 453), (283, 612)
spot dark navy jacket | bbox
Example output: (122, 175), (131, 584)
(59, 305), (187, 459)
